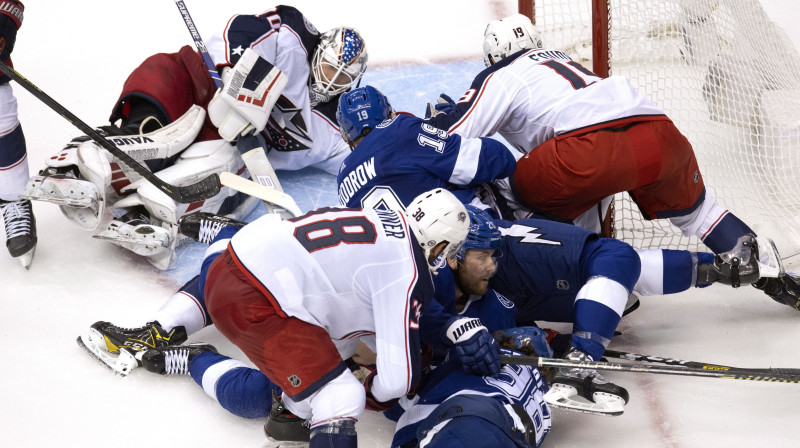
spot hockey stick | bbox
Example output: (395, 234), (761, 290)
(171, 0), (290, 216)
(219, 172), (302, 217)
(0, 61), (221, 203)
(498, 354), (800, 383)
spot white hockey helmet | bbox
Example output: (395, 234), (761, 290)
(404, 188), (470, 273)
(310, 27), (368, 105)
(483, 14), (543, 66)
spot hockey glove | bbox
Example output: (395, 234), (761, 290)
(443, 316), (501, 378)
(361, 365), (399, 411)
(207, 48), (288, 142)
(0, 0), (24, 61)
(424, 94), (457, 119)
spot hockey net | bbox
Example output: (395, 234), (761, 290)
(521, 0), (800, 267)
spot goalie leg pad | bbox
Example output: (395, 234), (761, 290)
(207, 48), (288, 142)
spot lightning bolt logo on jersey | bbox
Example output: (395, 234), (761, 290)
(499, 223), (562, 245)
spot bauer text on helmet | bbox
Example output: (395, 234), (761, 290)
(405, 189), (469, 273)
(457, 205), (501, 261)
(483, 14), (542, 66)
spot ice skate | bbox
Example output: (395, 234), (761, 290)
(544, 348), (629, 416)
(263, 390), (310, 448)
(140, 344), (218, 375)
(178, 212), (246, 244)
(1, 199), (37, 269)
(754, 271), (800, 311)
(77, 320), (187, 375)
(93, 217), (173, 257)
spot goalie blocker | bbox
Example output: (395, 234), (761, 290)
(208, 48), (288, 142)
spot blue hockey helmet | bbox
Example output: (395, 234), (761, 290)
(493, 326), (553, 358)
(456, 205), (501, 260)
(336, 85), (393, 145)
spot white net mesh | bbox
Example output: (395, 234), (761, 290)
(527, 0), (800, 266)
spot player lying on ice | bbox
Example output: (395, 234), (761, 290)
(424, 13), (800, 311)
(22, 5), (367, 270)
(81, 204), (554, 448)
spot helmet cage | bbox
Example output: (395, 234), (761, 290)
(311, 27), (368, 102)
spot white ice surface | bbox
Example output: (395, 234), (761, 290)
(3, 1), (800, 447)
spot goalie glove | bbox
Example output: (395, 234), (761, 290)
(207, 48), (288, 142)
(443, 316), (501, 378)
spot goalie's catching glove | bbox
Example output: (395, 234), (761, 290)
(208, 48), (288, 142)
(443, 316), (501, 377)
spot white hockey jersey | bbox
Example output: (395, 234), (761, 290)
(207, 5), (350, 174)
(228, 208), (432, 402)
(430, 48), (666, 154)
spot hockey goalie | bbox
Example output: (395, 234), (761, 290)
(22, 47), (260, 270)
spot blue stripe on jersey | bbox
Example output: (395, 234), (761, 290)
(572, 299), (621, 360)
(0, 124), (26, 168)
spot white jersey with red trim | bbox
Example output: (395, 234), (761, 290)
(431, 48), (665, 154)
(228, 207), (432, 401)
(207, 5), (349, 174)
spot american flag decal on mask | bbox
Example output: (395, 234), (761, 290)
(340, 29), (365, 65)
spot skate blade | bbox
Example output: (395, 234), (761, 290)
(76, 329), (139, 376)
(15, 246), (35, 270)
(92, 231), (169, 248)
(544, 384), (625, 416)
(756, 236), (785, 279)
(261, 438), (309, 448)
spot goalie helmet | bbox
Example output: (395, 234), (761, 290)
(404, 188), (469, 273)
(483, 14), (542, 66)
(336, 85), (393, 146)
(457, 205), (501, 261)
(310, 27), (368, 105)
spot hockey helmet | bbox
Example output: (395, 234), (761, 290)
(336, 85), (393, 145)
(405, 188), (470, 273)
(483, 14), (542, 66)
(493, 326), (553, 358)
(457, 205), (501, 260)
(310, 27), (368, 104)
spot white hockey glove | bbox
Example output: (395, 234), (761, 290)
(207, 48), (288, 142)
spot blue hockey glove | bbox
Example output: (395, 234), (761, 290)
(424, 94), (457, 119)
(433, 94), (456, 115)
(0, 0), (24, 61)
(443, 316), (501, 377)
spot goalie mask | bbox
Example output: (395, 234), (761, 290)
(310, 27), (368, 105)
(404, 188), (469, 273)
(483, 14), (543, 66)
(336, 85), (393, 146)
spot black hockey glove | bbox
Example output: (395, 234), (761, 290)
(0, 0), (23, 61)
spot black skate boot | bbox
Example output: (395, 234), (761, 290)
(264, 389), (310, 448)
(89, 320), (188, 356)
(753, 273), (800, 311)
(178, 212), (246, 244)
(697, 234), (761, 287)
(544, 347), (629, 416)
(1, 199), (37, 268)
(140, 344), (218, 375)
